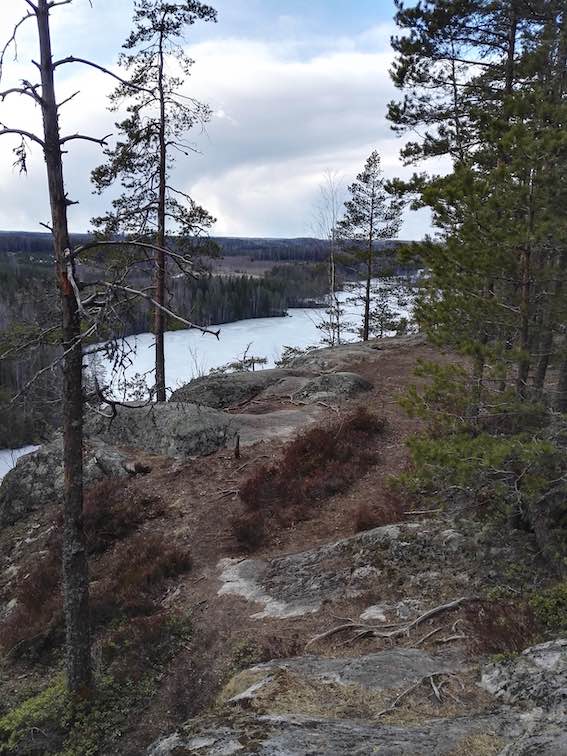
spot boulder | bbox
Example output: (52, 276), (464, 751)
(169, 369), (307, 409)
(0, 435), (129, 526)
(86, 403), (236, 458)
(293, 372), (372, 403)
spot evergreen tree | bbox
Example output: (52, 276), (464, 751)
(337, 151), (402, 341)
(389, 0), (567, 405)
(92, 0), (217, 401)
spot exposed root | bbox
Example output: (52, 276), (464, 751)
(306, 597), (471, 649)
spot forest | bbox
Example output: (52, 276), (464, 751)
(1, 1), (567, 754)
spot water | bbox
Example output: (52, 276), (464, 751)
(90, 283), (413, 400)
(1, 281), (413, 475)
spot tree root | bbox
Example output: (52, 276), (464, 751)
(306, 597), (471, 649)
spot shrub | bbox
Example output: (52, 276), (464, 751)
(101, 612), (192, 681)
(233, 408), (385, 550)
(530, 580), (567, 633)
(230, 510), (266, 552)
(0, 532), (191, 660)
(91, 533), (192, 622)
(0, 550), (63, 658)
(82, 480), (164, 555)
(464, 600), (541, 655)
(354, 495), (405, 533)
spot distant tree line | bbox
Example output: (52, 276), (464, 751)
(0, 231), (405, 264)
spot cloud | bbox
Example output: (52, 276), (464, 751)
(0, 2), (433, 239)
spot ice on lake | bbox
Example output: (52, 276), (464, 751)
(90, 283), (413, 400)
(0, 445), (40, 481)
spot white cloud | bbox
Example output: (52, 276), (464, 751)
(0, 3), (433, 239)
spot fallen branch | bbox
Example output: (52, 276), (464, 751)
(376, 672), (458, 718)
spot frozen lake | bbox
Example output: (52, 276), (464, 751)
(90, 283), (413, 400)
(1, 280), (413, 476)
(0, 445), (40, 482)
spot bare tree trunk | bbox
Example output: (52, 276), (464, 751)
(505, 2), (517, 95)
(155, 28), (167, 403)
(516, 245), (531, 398)
(36, 0), (92, 696)
(517, 169), (536, 399)
(363, 201), (375, 342)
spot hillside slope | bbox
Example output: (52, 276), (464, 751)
(0, 336), (564, 755)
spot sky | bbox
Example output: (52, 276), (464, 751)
(0, 0), (433, 239)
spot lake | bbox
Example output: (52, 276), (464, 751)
(1, 281), (413, 477)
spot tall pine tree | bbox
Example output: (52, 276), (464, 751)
(92, 0), (217, 401)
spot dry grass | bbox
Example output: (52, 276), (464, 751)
(464, 599), (541, 655)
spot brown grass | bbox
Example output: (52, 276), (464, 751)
(232, 408), (385, 551)
(0, 484), (189, 660)
(354, 492), (405, 533)
(465, 599), (541, 655)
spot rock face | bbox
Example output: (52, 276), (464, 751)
(86, 403), (236, 458)
(148, 640), (567, 755)
(0, 436), (129, 526)
(481, 639), (567, 716)
(293, 372), (372, 403)
(169, 367), (372, 409)
(217, 522), (465, 619)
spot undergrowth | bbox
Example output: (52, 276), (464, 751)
(231, 407), (385, 551)
(397, 359), (567, 574)
(0, 613), (191, 755)
(0, 481), (191, 660)
(465, 600), (541, 655)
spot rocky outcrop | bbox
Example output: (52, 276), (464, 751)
(290, 333), (426, 371)
(217, 522), (472, 620)
(220, 649), (463, 705)
(0, 436), (129, 526)
(292, 371), (372, 403)
(148, 714), (517, 755)
(86, 403), (237, 458)
(169, 367), (372, 409)
(148, 640), (567, 755)
(169, 369), (300, 408)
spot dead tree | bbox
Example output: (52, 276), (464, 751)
(0, 0), (218, 697)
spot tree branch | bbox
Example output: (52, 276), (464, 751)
(59, 132), (112, 146)
(0, 126), (45, 147)
(0, 11), (36, 83)
(52, 57), (154, 95)
(0, 82), (43, 106)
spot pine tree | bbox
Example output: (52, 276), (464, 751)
(389, 0), (567, 404)
(337, 151), (402, 341)
(92, 0), (217, 402)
